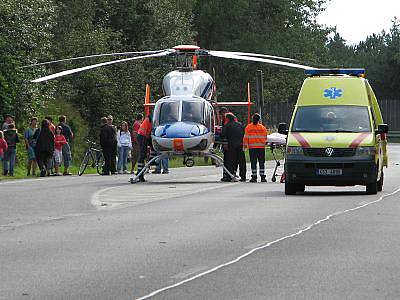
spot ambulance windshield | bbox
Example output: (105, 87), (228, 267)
(292, 106), (371, 132)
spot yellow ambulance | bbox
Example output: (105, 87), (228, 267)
(279, 69), (388, 195)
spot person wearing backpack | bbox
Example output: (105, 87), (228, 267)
(3, 123), (20, 176)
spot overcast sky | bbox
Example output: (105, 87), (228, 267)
(317, 0), (400, 45)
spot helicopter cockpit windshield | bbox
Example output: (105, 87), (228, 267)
(159, 101), (180, 125)
(182, 101), (203, 123)
(157, 100), (205, 125)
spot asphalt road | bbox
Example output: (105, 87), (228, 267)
(1, 145), (400, 300)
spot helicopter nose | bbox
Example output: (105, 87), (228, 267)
(155, 122), (205, 138)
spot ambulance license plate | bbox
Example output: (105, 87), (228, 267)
(317, 169), (342, 176)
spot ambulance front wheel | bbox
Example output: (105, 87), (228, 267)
(366, 181), (378, 195)
(377, 171), (384, 192)
(285, 181), (304, 195)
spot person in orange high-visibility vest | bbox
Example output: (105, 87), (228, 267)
(136, 114), (152, 182)
(243, 113), (268, 183)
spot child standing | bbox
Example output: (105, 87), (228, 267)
(0, 131), (8, 175)
(54, 126), (67, 176)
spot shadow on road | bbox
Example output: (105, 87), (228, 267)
(299, 191), (366, 196)
(141, 181), (227, 185)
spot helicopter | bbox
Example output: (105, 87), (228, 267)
(31, 44), (315, 183)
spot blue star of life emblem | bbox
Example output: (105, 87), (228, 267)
(324, 87), (343, 99)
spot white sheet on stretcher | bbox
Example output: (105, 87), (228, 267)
(266, 132), (286, 145)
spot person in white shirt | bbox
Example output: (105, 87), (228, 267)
(117, 121), (132, 174)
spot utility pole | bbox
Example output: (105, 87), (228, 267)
(255, 70), (264, 121)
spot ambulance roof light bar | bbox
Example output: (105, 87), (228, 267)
(305, 68), (366, 77)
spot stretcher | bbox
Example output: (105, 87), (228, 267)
(266, 133), (286, 182)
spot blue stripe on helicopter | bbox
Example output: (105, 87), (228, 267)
(157, 132), (209, 138)
(200, 80), (213, 98)
(154, 124), (209, 138)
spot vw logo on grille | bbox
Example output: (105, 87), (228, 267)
(325, 147), (334, 157)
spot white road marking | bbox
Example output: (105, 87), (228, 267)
(243, 240), (270, 250)
(134, 187), (400, 300)
(91, 174), (236, 210)
(171, 266), (210, 279)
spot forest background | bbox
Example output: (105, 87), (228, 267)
(1, 0), (399, 170)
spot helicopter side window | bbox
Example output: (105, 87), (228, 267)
(182, 101), (204, 123)
(159, 101), (180, 125)
(204, 104), (212, 130)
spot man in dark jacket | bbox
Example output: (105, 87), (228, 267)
(221, 113), (246, 182)
(100, 116), (117, 175)
(34, 120), (55, 177)
(58, 115), (74, 175)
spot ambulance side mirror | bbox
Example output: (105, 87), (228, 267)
(376, 124), (388, 134)
(278, 122), (288, 135)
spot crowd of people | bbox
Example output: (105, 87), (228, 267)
(98, 113), (168, 177)
(97, 107), (268, 182)
(1, 108), (268, 182)
(109, 106), (268, 183)
(0, 114), (73, 177)
(220, 109), (268, 183)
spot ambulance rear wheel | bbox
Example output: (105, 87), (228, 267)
(285, 181), (298, 195)
(377, 171), (384, 192)
(366, 182), (378, 195)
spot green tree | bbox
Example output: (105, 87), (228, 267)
(0, 0), (56, 122)
(193, 0), (330, 108)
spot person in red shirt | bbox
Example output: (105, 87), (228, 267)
(136, 114), (152, 182)
(130, 113), (143, 173)
(54, 126), (68, 175)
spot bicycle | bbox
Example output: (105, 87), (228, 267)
(78, 140), (105, 176)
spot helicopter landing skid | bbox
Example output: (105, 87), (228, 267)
(129, 153), (167, 184)
(129, 152), (237, 183)
(203, 152), (237, 182)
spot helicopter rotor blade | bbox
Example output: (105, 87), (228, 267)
(23, 50), (166, 68)
(212, 50), (296, 62)
(32, 50), (173, 83)
(207, 50), (315, 70)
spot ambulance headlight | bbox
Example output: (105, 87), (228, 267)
(286, 146), (304, 156)
(355, 146), (376, 157)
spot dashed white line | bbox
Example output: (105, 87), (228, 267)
(134, 187), (400, 300)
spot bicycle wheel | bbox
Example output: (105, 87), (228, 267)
(78, 151), (90, 176)
(96, 152), (105, 175)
